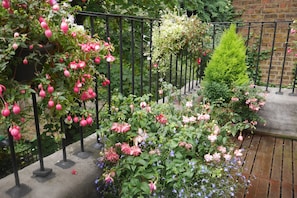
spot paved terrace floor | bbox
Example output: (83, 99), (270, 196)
(236, 131), (297, 198)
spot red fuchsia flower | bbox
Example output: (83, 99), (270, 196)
(9, 125), (21, 141)
(23, 58), (28, 65)
(155, 114), (167, 124)
(149, 181), (157, 193)
(196, 57), (201, 65)
(105, 53), (115, 62)
(48, 99), (55, 108)
(12, 103), (21, 114)
(94, 56), (101, 64)
(111, 122), (131, 133)
(130, 145), (142, 156)
(47, 85), (54, 94)
(1, 102), (10, 117)
(60, 19), (68, 34)
(291, 28), (296, 34)
(69, 61), (78, 70)
(2, 0), (10, 9)
(55, 103), (62, 110)
(78, 60), (86, 69)
(45, 29), (52, 38)
(104, 147), (119, 163)
(0, 84), (6, 97)
(52, 3), (59, 11)
(73, 116), (79, 123)
(102, 79), (110, 87)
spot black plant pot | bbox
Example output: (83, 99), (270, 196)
(11, 44), (55, 83)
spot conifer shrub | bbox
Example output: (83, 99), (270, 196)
(202, 24), (249, 102)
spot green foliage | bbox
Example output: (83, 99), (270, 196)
(202, 81), (231, 102)
(179, 0), (237, 22)
(95, 93), (249, 197)
(203, 24), (249, 99)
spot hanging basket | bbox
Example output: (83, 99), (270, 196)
(11, 43), (55, 83)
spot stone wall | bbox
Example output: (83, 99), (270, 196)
(232, 0), (297, 86)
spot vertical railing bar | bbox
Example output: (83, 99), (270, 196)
(175, 54), (178, 87)
(212, 24), (216, 50)
(105, 16), (111, 113)
(254, 22), (264, 85)
(184, 52), (188, 95)
(149, 20), (153, 95)
(188, 54), (192, 92)
(246, 22), (251, 47)
(169, 55), (173, 84)
(119, 17), (124, 94)
(8, 130), (20, 187)
(289, 63), (297, 96)
(266, 22), (277, 92)
(276, 22), (291, 94)
(192, 56), (195, 89)
(131, 20), (135, 95)
(180, 52), (183, 95)
(140, 19), (144, 96)
(90, 16), (95, 37)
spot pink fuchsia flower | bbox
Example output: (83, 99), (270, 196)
(208, 134), (217, 143)
(104, 174), (114, 184)
(104, 147), (119, 163)
(0, 84), (6, 96)
(102, 79), (110, 87)
(213, 125), (220, 135)
(186, 100), (193, 108)
(149, 148), (161, 155)
(217, 146), (227, 154)
(155, 114), (167, 124)
(287, 48), (292, 53)
(105, 53), (115, 62)
(234, 149), (243, 157)
(111, 122), (131, 133)
(291, 28), (297, 34)
(60, 20), (68, 34)
(204, 153), (213, 162)
(140, 101), (147, 108)
(212, 152), (221, 162)
(238, 134), (243, 141)
(121, 142), (131, 155)
(231, 97), (239, 102)
(196, 57), (201, 65)
(185, 143), (193, 150)
(149, 181), (157, 193)
(178, 142), (186, 147)
(223, 153), (232, 161)
(130, 145), (142, 156)
(197, 114), (210, 121)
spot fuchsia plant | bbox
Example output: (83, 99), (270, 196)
(0, 0), (115, 139)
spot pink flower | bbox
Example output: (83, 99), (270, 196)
(238, 134), (243, 141)
(111, 122), (131, 133)
(105, 53), (115, 62)
(204, 153), (213, 162)
(217, 146), (226, 154)
(121, 143), (131, 155)
(186, 100), (193, 108)
(234, 149), (243, 157)
(208, 134), (217, 143)
(140, 101), (147, 108)
(223, 153), (232, 161)
(130, 146), (142, 156)
(149, 181), (157, 193)
(213, 152), (221, 162)
(185, 143), (193, 150)
(104, 147), (119, 163)
(197, 114), (210, 121)
(196, 58), (201, 65)
(155, 114), (167, 124)
(104, 174), (114, 184)
(287, 48), (292, 53)
(231, 97), (239, 102)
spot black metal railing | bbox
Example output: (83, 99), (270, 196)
(2, 12), (297, 195)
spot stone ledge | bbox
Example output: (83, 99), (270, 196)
(256, 87), (297, 139)
(0, 133), (101, 198)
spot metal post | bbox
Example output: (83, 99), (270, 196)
(55, 118), (75, 169)
(31, 92), (52, 178)
(6, 129), (31, 197)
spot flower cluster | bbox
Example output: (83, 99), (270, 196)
(95, 93), (250, 197)
(0, 0), (115, 139)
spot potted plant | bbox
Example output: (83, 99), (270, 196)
(0, 0), (115, 140)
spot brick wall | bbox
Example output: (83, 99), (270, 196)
(232, 0), (297, 86)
